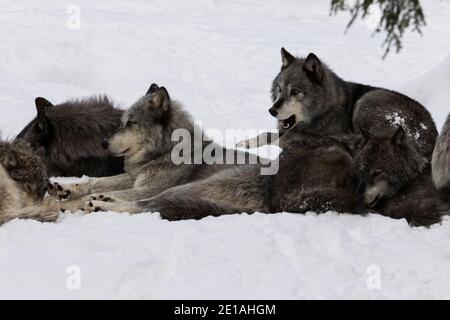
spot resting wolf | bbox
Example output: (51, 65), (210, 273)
(79, 127), (366, 221)
(16, 96), (124, 177)
(355, 127), (449, 227)
(49, 84), (268, 212)
(238, 48), (437, 162)
(0, 140), (59, 225)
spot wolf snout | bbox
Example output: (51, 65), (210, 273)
(364, 193), (380, 208)
(268, 107), (278, 117)
(101, 139), (109, 149)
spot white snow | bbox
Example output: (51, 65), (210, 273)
(1, 0), (450, 299)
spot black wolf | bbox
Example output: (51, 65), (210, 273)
(16, 96), (124, 177)
(355, 127), (448, 227)
(266, 131), (366, 215)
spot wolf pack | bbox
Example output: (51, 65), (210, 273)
(1, 49), (449, 227)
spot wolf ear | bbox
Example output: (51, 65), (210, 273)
(391, 126), (406, 145)
(303, 53), (324, 83)
(35, 97), (53, 131)
(281, 47), (296, 68)
(152, 87), (171, 110)
(146, 83), (159, 95)
(35, 97), (53, 114)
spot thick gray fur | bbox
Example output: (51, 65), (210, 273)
(432, 114), (450, 197)
(49, 84), (268, 214)
(0, 140), (59, 225)
(239, 48), (438, 162)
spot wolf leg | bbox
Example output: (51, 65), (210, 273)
(236, 131), (280, 149)
(57, 184), (173, 213)
(84, 198), (140, 214)
(135, 192), (256, 221)
(280, 188), (366, 215)
(49, 173), (134, 201)
(86, 183), (179, 203)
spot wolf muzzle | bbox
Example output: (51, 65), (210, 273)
(268, 98), (285, 117)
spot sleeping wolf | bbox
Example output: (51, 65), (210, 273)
(0, 140), (59, 225)
(355, 127), (448, 227)
(238, 48), (437, 162)
(48, 84), (268, 212)
(16, 96), (124, 177)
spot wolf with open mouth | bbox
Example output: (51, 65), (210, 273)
(238, 48), (437, 163)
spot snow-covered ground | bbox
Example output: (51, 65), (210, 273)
(0, 0), (449, 299)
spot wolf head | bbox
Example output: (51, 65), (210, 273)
(16, 97), (54, 151)
(355, 127), (426, 208)
(104, 84), (193, 165)
(0, 140), (48, 200)
(16, 95), (123, 177)
(270, 48), (345, 131)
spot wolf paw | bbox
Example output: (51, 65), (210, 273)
(85, 200), (108, 213)
(88, 194), (118, 203)
(84, 195), (120, 213)
(48, 181), (89, 201)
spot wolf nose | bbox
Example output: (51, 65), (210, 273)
(268, 108), (278, 117)
(102, 139), (109, 149)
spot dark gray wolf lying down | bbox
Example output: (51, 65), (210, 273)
(16, 95), (124, 177)
(355, 127), (449, 227)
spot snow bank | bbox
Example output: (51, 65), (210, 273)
(1, 212), (449, 299)
(402, 54), (450, 131)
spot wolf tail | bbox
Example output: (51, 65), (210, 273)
(432, 114), (450, 201)
(0, 197), (60, 225)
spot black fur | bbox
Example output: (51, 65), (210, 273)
(266, 131), (366, 215)
(355, 130), (448, 227)
(16, 96), (125, 177)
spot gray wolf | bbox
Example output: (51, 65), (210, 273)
(355, 127), (448, 227)
(48, 84), (268, 213)
(0, 140), (59, 225)
(16, 95), (124, 177)
(82, 128), (366, 221)
(238, 48), (437, 162)
(432, 114), (450, 198)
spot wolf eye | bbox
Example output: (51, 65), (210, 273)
(126, 121), (136, 128)
(370, 170), (382, 180)
(291, 88), (300, 96)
